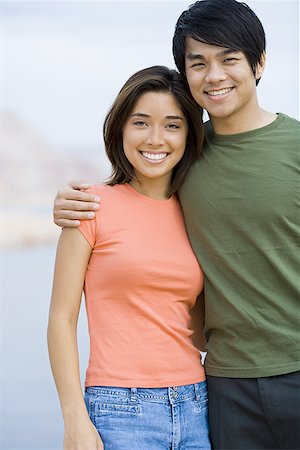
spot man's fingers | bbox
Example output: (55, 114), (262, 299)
(67, 179), (91, 190)
(54, 218), (81, 228)
(54, 209), (96, 221)
(54, 197), (99, 212)
(56, 188), (100, 203)
(53, 180), (99, 229)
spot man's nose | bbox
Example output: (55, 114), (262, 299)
(205, 63), (227, 84)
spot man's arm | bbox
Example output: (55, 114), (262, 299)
(190, 292), (206, 352)
(53, 180), (100, 227)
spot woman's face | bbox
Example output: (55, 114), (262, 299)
(122, 91), (188, 190)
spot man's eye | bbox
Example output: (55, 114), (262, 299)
(192, 63), (205, 68)
(224, 58), (237, 63)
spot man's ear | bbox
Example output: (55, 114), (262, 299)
(255, 51), (266, 81)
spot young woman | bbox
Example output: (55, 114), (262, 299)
(47, 65), (210, 450)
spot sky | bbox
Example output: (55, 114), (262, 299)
(0, 0), (299, 153)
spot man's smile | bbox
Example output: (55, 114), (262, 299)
(205, 87), (234, 97)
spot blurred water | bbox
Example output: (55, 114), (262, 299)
(0, 245), (89, 449)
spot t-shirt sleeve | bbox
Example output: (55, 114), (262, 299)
(77, 186), (102, 248)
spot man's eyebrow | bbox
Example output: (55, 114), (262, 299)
(217, 49), (240, 57)
(129, 113), (184, 120)
(186, 52), (205, 61)
(186, 48), (240, 60)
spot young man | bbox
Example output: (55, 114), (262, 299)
(53, 1), (300, 448)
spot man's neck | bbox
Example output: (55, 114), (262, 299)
(210, 108), (277, 135)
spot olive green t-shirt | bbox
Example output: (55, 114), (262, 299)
(179, 113), (300, 377)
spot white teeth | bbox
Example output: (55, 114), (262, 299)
(207, 87), (232, 96)
(141, 152), (168, 160)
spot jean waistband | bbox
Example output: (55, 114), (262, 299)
(85, 381), (207, 404)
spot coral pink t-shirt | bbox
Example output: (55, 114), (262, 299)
(78, 183), (205, 388)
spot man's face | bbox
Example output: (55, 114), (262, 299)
(185, 38), (264, 131)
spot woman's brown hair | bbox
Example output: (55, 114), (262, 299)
(103, 65), (204, 197)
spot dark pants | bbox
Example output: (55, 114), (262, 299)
(207, 371), (300, 450)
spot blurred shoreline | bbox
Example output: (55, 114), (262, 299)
(0, 207), (60, 249)
(0, 110), (111, 249)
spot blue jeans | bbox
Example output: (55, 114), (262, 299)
(84, 381), (211, 449)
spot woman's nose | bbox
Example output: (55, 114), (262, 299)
(146, 127), (164, 146)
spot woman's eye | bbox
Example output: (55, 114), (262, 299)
(167, 124), (180, 129)
(133, 121), (146, 126)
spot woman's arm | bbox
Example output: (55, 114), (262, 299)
(47, 228), (103, 450)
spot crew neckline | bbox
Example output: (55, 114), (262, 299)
(208, 113), (285, 142)
(119, 183), (177, 205)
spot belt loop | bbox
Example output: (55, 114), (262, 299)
(194, 383), (200, 401)
(90, 396), (96, 416)
(130, 387), (137, 402)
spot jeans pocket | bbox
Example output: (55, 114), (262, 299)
(92, 399), (141, 438)
(194, 397), (208, 412)
(95, 401), (141, 416)
(84, 389), (141, 420)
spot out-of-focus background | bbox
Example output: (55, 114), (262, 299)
(0, 1), (299, 448)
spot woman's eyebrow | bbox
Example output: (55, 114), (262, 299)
(129, 113), (184, 120)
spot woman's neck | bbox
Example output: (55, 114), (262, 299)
(129, 178), (170, 200)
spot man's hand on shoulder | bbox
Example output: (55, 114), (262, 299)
(53, 180), (100, 228)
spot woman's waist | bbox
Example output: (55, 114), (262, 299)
(85, 380), (207, 402)
(85, 350), (205, 389)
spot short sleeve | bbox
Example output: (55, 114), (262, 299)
(77, 185), (102, 248)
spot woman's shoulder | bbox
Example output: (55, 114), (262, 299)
(87, 183), (130, 206)
(85, 183), (109, 195)
(85, 183), (123, 198)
